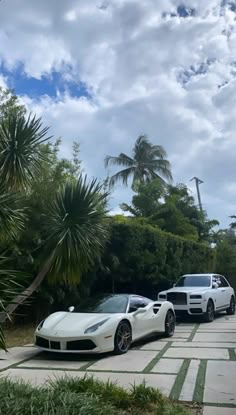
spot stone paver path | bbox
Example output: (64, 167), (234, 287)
(1, 314), (236, 414)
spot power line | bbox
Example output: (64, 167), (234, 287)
(190, 177), (204, 211)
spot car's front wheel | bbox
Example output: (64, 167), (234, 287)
(164, 310), (175, 337)
(226, 296), (236, 315)
(114, 321), (132, 354)
(204, 300), (215, 322)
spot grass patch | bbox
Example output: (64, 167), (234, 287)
(0, 376), (200, 415)
(4, 324), (34, 348)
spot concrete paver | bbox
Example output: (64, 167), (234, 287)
(172, 341), (236, 348)
(204, 361), (236, 405)
(88, 350), (157, 372)
(193, 332), (236, 343)
(179, 360), (200, 401)
(164, 347), (229, 360)
(19, 359), (89, 370)
(140, 341), (167, 351)
(203, 407), (236, 415)
(151, 358), (183, 374)
(0, 346), (39, 370)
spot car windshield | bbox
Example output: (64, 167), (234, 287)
(175, 275), (211, 287)
(73, 295), (129, 314)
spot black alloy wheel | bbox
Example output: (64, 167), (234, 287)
(204, 300), (215, 322)
(114, 321), (132, 354)
(164, 310), (176, 337)
(226, 296), (236, 315)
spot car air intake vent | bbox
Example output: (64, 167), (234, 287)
(50, 341), (61, 350)
(167, 292), (187, 305)
(66, 340), (96, 351)
(35, 336), (49, 349)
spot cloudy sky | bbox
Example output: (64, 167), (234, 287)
(0, 0), (236, 227)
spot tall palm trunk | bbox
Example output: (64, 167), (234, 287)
(0, 254), (54, 324)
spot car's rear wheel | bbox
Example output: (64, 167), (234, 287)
(204, 300), (215, 322)
(114, 321), (132, 354)
(226, 296), (236, 315)
(164, 310), (175, 337)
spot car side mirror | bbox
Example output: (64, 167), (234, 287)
(212, 282), (218, 289)
(173, 283), (176, 287)
(68, 306), (75, 312)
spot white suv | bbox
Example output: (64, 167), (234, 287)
(158, 273), (235, 322)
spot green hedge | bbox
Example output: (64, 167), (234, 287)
(100, 222), (215, 295)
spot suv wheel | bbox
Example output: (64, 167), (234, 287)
(204, 300), (214, 322)
(226, 296), (235, 315)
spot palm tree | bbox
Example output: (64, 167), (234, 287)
(0, 176), (109, 323)
(105, 135), (172, 189)
(0, 112), (51, 339)
(0, 260), (28, 350)
(0, 113), (51, 190)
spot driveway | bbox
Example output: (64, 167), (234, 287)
(1, 314), (236, 415)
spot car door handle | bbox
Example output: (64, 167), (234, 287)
(221, 289), (226, 292)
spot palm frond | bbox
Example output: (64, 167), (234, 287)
(44, 175), (109, 284)
(0, 113), (51, 190)
(109, 167), (136, 188)
(0, 187), (26, 241)
(150, 144), (167, 159)
(146, 159), (173, 181)
(104, 153), (134, 168)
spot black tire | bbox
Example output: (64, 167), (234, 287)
(204, 300), (215, 322)
(226, 296), (236, 315)
(114, 321), (132, 354)
(164, 310), (176, 337)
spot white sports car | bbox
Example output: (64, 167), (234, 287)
(35, 294), (175, 354)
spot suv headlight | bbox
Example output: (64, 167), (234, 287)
(190, 295), (202, 299)
(84, 318), (110, 334)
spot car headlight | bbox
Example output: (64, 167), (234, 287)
(190, 295), (202, 299)
(159, 294), (167, 299)
(37, 319), (45, 331)
(84, 318), (110, 334)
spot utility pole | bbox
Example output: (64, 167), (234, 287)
(190, 177), (203, 212)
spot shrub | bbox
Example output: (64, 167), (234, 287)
(98, 222), (215, 295)
(0, 376), (191, 415)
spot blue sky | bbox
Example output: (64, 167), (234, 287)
(0, 0), (236, 227)
(0, 63), (90, 99)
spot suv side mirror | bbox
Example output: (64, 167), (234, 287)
(173, 283), (176, 287)
(212, 282), (218, 289)
(68, 306), (75, 312)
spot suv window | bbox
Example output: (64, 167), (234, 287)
(128, 297), (150, 313)
(219, 275), (229, 287)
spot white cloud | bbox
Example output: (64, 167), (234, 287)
(0, 0), (236, 226)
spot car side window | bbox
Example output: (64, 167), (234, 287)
(219, 276), (229, 287)
(128, 297), (150, 313)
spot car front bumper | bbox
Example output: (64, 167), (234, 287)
(34, 332), (114, 354)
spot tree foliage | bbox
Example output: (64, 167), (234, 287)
(105, 135), (172, 189)
(98, 221), (215, 295)
(121, 181), (218, 243)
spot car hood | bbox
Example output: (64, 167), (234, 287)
(37, 312), (122, 336)
(160, 287), (209, 294)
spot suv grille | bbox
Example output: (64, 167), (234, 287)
(167, 292), (187, 305)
